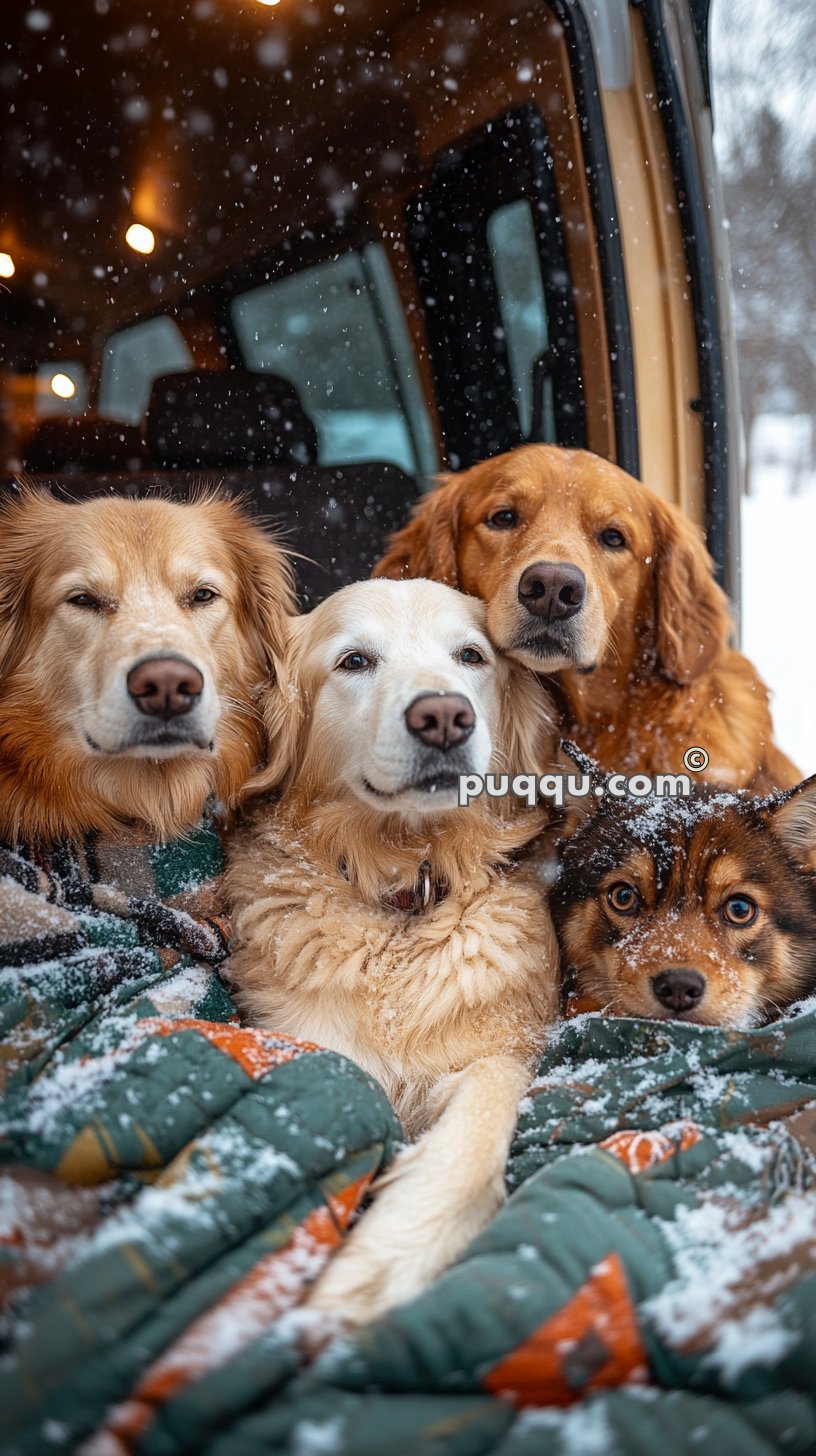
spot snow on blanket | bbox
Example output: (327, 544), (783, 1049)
(3, 829), (816, 1455)
(0, 826), (399, 1456)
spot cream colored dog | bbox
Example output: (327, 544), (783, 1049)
(227, 578), (560, 1325)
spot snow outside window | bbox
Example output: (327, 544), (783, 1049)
(98, 317), (193, 426)
(488, 199), (554, 442)
(230, 246), (436, 476)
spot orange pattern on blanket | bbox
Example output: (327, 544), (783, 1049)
(483, 1252), (648, 1407)
(600, 1121), (702, 1174)
(137, 1017), (321, 1078)
(88, 1170), (374, 1456)
(56, 1024), (323, 1186)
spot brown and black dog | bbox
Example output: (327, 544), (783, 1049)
(0, 488), (294, 844)
(552, 771), (816, 1028)
(375, 444), (798, 791)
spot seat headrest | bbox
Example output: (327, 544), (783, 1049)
(146, 370), (319, 468)
(23, 417), (146, 474)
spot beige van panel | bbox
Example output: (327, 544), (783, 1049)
(597, 12), (705, 522)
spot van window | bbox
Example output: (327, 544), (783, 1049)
(407, 106), (584, 470)
(230, 245), (436, 476)
(488, 199), (553, 442)
(99, 317), (193, 425)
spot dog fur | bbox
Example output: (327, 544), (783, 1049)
(0, 488), (294, 843)
(227, 578), (559, 1323)
(375, 444), (798, 791)
(552, 774), (816, 1027)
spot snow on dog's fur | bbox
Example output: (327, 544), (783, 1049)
(0, 488), (294, 843)
(553, 773), (816, 1027)
(227, 578), (560, 1323)
(375, 444), (799, 792)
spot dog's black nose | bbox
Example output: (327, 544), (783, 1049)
(127, 657), (204, 720)
(651, 968), (706, 1014)
(405, 693), (475, 751)
(518, 561), (586, 621)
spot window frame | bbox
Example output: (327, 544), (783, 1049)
(544, 0), (640, 482)
(214, 224), (438, 477)
(637, 0), (734, 595)
(405, 104), (585, 470)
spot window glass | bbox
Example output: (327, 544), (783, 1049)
(231, 246), (436, 475)
(488, 199), (553, 441)
(406, 106), (583, 470)
(98, 316), (193, 425)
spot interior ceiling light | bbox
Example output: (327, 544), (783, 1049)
(125, 223), (155, 255)
(0, 252), (15, 278)
(255, 1), (282, 7)
(50, 372), (76, 399)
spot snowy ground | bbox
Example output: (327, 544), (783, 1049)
(740, 414), (816, 776)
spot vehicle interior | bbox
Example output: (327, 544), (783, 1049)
(1, 0), (735, 607)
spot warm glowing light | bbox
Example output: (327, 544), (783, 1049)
(255, 0), (282, 6)
(125, 223), (155, 255)
(51, 372), (76, 400)
(0, 252), (15, 278)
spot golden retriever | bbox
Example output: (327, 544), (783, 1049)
(227, 578), (559, 1323)
(0, 488), (294, 843)
(375, 445), (799, 792)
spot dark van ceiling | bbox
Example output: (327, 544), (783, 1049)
(1, 0), (423, 367)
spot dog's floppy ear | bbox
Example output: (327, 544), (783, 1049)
(0, 514), (21, 676)
(0, 485), (50, 678)
(241, 613), (310, 800)
(496, 660), (553, 778)
(215, 504), (298, 801)
(217, 503), (297, 686)
(374, 475), (462, 588)
(766, 775), (816, 873)
(651, 497), (733, 685)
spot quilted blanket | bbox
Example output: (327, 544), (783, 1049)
(0, 827), (398, 1455)
(2, 827), (816, 1455)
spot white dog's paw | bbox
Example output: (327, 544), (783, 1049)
(302, 1157), (430, 1326)
(304, 1228), (432, 1326)
(302, 1061), (518, 1331)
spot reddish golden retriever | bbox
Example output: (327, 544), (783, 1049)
(375, 445), (798, 791)
(0, 489), (294, 843)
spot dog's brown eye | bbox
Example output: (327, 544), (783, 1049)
(67, 592), (102, 610)
(337, 651), (373, 672)
(458, 647), (486, 666)
(486, 508), (518, 531)
(599, 527), (626, 550)
(722, 895), (758, 927)
(189, 587), (218, 606)
(606, 882), (639, 915)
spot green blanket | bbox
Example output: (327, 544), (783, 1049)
(0, 829), (399, 1455)
(2, 832), (816, 1456)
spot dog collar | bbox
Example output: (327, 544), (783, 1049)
(339, 857), (447, 915)
(384, 858), (436, 914)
